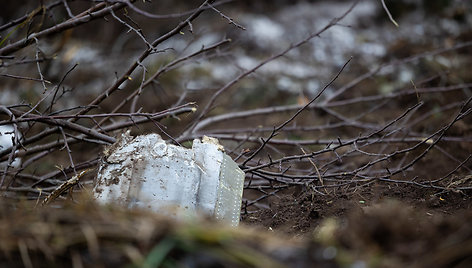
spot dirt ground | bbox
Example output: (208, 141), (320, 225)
(242, 184), (471, 235)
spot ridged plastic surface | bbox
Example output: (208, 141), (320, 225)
(93, 132), (244, 226)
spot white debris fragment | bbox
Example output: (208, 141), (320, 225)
(93, 131), (245, 226)
(0, 125), (22, 170)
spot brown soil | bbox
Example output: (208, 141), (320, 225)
(242, 184), (471, 236)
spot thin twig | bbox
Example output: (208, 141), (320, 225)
(381, 0), (399, 27)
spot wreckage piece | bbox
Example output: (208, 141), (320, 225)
(0, 125), (22, 170)
(93, 132), (245, 226)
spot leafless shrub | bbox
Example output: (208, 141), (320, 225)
(0, 0), (471, 211)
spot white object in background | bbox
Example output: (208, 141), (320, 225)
(0, 125), (22, 170)
(93, 132), (245, 226)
